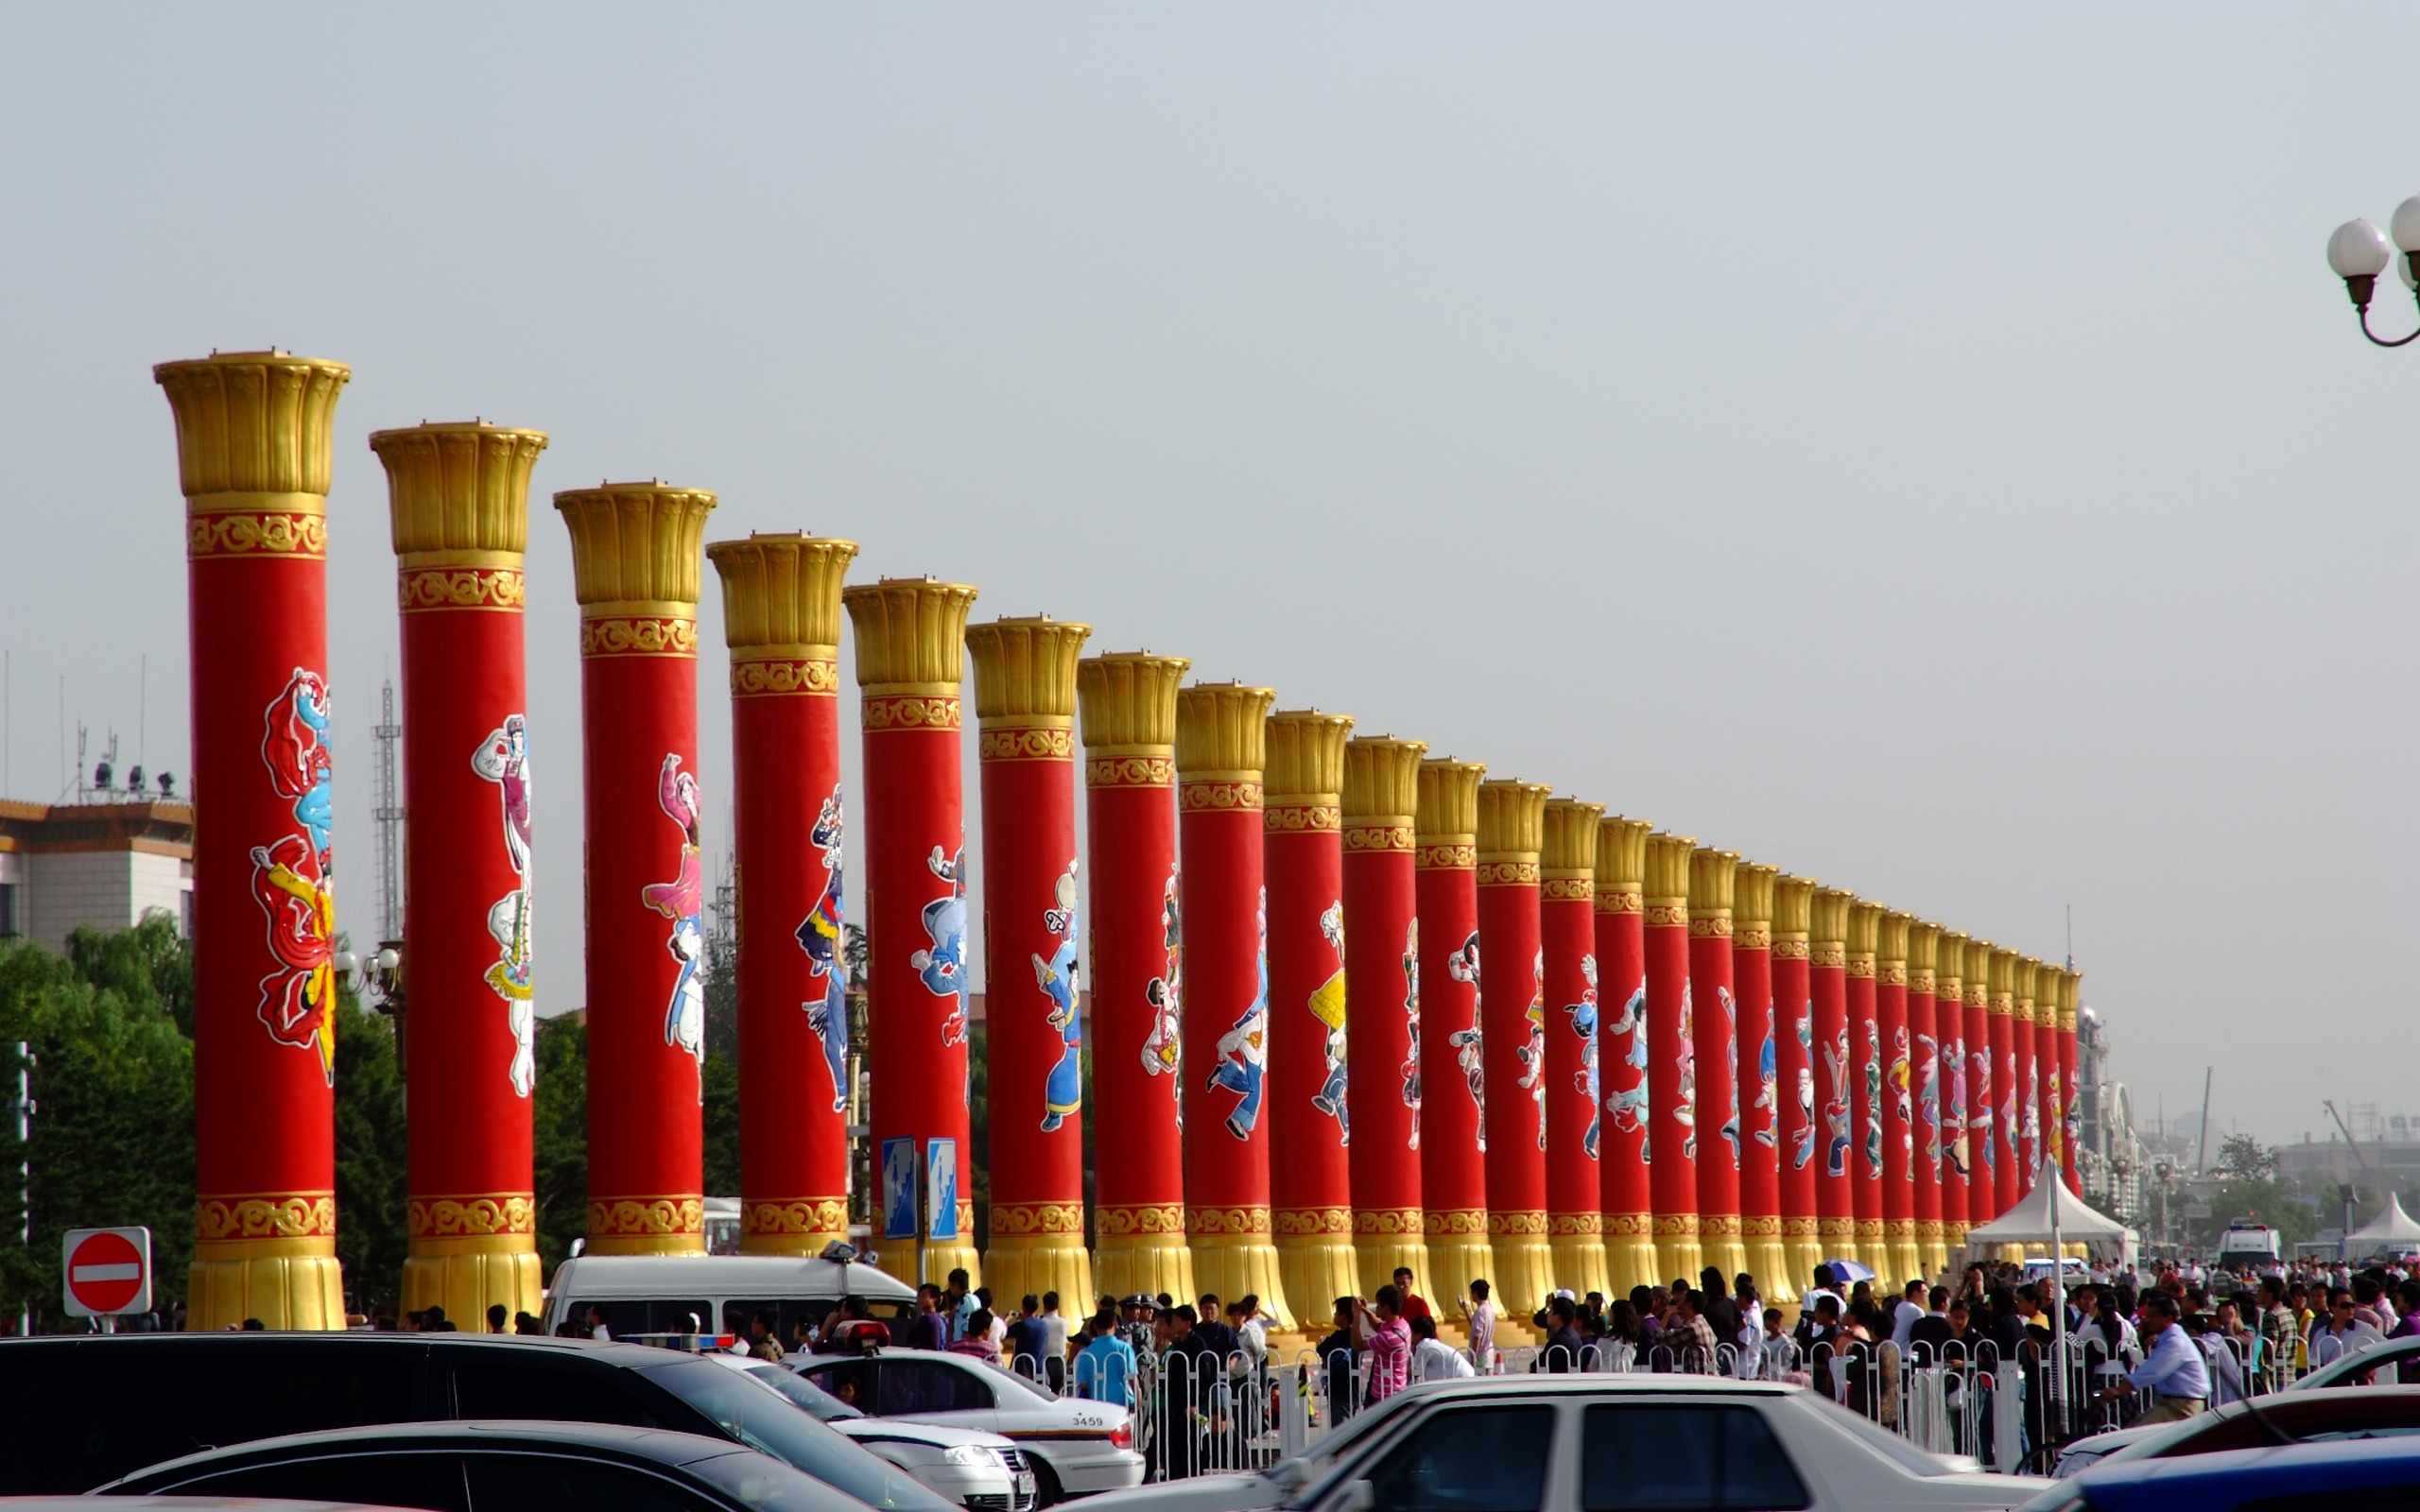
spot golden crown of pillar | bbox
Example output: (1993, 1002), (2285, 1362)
(1773, 875), (1815, 958)
(2015, 957), (2041, 1026)
(1735, 863), (1777, 949)
(1687, 846), (1737, 923)
(156, 352), (352, 500)
(1415, 759), (1485, 836)
(1342, 736), (1426, 820)
(965, 615), (1093, 727)
(843, 577), (980, 692)
(1266, 711), (1355, 799)
(372, 422), (549, 560)
(1476, 780), (1551, 885)
(1878, 910), (1911, 986)
(1175, 681), (1275, 777)
(1846, 900), (1883, 978)
(555, 482), (717, 609)
(1078, 652), (1188, 753)
(1595, 816), (1650, 898)
(1987, 946), (2016, 1013)
(1909, 920), (1940, 992)
(707, 533), (860, 652)
(1967, 942), (1994, 1005)
(1936, 932), (1969, 996)
(1643, 833), (1697, 922)
(1542, 799), (1604, 877)
(2059, 968), (2080, 1032)
(1812, 887), (1854, 969)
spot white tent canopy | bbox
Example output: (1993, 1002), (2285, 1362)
(2347, 1194), (2420, 1252)
(1962, 1162), (2135, 1258)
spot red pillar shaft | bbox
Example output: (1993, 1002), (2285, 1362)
(1341, 740), (1429, 1297)
(1965, 975), (1994, 1230)
(1810, 889), (1854, 1267)
(1478, 780), (1550, 1316)
(2017, 981), (2041, 1195)
(1416, 759), (1492, 1314)
(1688, 848), (1742, 1286)
(1989, 956), (2017, 1221)
(2062, 973), (2083, 1195)
(1878, 923), (1914, 1286)
(1644, 833), (1700, 1285)
(1732, 867), (1786, 1304)
(1542, 799), (1607, 1302)
(161, 352), (349, 1331)
(1596, 818), (1653, 1298)
(1935, 942), (1969, 1248)
(1772, 883), (1819, 1291)
(1908, 962), (1942, 1274)
(1847, 904), (1883, 1271)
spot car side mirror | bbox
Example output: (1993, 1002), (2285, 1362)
(1334, 1481), (1374, 1512)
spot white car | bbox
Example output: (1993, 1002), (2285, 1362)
(793, 1349), (1145, 1503)
(710, 1354), (1037, 1511)
(1080, 1375), (2047, 1512)
(2050, 1333), (2420, 1478)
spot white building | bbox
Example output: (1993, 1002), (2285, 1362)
(0, 799), (195, 952)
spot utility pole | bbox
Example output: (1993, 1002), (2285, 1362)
(2195, 1066), (2214, 1175)
(372, 679), (405, 945)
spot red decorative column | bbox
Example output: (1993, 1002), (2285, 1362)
(1966, 941), (1999, 1232)
(967, 615), (1094, 1305)
(1879, 911), (1919, 1285)
(558, 484), (717, 1256)
(1078, 653), (1195, 1305)
(2058, 969), (2083, 1195)
(709, 535), (858, 1257)
(1342, 735), (1431, 1298)
(1846, 900), (1884, 1274)
(2015, 958), (2042, 1197)
(1908, 921), (1946, 1279)
(1597, 817), (1655, 1297)
(1773, 877), (1824, 1293)
(1734, 864), (1791, 1305)
(1936, 934), (1974, 1254)
(1478, 779), (1552, 1318)
(1179, 681), (1290, 1329)
(159, 352), (350, 1331)
(374, 421), (549, 1321)
(1416, 758), (1494, 1313)
(1644, 832), (1701, 1285)
(842, 577), (983, 1282)
(1688, 847), (1746, 1286)
(1986, 946), (2018, 1222)
(1264, 709), (1357, 1327)
(1810, 887), (1856, 1275)
(1542, 799), (1609, 1302)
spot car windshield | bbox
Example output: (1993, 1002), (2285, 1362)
(2293, 1338), (2420, 1390)
(741, 1362), (864, 1422)
(1801, 1389), (1962, 1478)
(1280, 1390), (1430, 1505)
(640, 1357), (953, 1512)
(683, 1446), (888, 1512)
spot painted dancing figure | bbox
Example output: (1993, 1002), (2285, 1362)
(1036, 863), (1082, 1132)
(1564, 953), (1600, 1160)
(794, 787), (850, 1112)
(640, 753), (707, 1074)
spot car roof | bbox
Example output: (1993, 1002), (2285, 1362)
(2079, 1435), (2420, 1490)
(7, 1501), (392, 1512)
(0, 1331), (682, 1368)
(551, 1255), (918, 1300)
(111, 1419), (752, 1485)
(1388, 1374), (1801, 1400)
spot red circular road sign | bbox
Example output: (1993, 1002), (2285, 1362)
(66, 1229), (147, 1314)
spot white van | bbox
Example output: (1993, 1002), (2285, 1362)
(544, 1252), (920, 1345)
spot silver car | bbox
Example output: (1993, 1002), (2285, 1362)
(710, 1353), (1038, 1511)
(793, 1350), (1144, 1503)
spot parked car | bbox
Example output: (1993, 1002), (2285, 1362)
(0, 1332), (948, 1511)
(2018, 1436), (2420, 1512)
(792, 1349), (1143, 1503)
(544, 1252), (920, 1344)
(710, 1352), (1037, 1511)
(2051, 1334), (2420, 1478)
(9, 1501), (383, 1512)
(2043, 1383), (2420, 1486)
(95, 1418), (875, 1512)
(1080, 1375), (2046, 1512)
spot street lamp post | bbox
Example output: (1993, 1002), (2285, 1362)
(2326, 200), (2420, 345)
(334, 942), (406, 1070)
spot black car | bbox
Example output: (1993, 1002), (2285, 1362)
(0, 1332), (949, 1511)
(98, 1418), (873, 1512)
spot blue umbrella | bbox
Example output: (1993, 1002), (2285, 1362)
(1822, 1257), (1877, 1284)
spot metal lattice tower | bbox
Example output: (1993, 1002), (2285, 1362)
(372, 678), (405, 944)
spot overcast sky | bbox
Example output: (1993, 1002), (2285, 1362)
(4, 5), (2412, 1150)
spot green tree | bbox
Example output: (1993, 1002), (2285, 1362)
(2216, 1133), (2280, 1183)
(332, 977), (407, 1317)
(531, 1013), (588, 1275)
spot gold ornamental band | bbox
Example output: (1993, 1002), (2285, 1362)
(1186, 1204), (1273, 1238)
(1416, 843), (1478, 870)
(400, 566), (525, 613)
(1847, 959), (1876, 979)
(1879, 963), (1908, 987)
(1549, 1212), (1606, 1237)
(1651, 1214), (1703, 1238)
(1097, 1203), (1187, 1237)
(1355, 1207), (1425, 1236)
(1477, 860), (1542, 886)
(1266, 803), (1342, 833)
(1273, 1207), (1354, 1237)
(1486, 1211), (1548, 1236)
(1087, 755), (1175, 788)
(1742, 1215), (1782, 1237)
(979, 727), (1077, 763)
(589, 1196), (708, 1237)
(581, 616), (699, 659)
(198, 1192), (337, 1242)
(1688, 916), (1734, 938)
(1345, 824), (1416, 852)
(1854, 1218), (1884, 1240)
(1646, 902), (1689, 928)
(745, 1197), (851, 1235)
(1910, 971), (1936, 994)
(1772, 939), (1811, 961)
(1782, 1217), (1820, 1237)
(862, 695), (963, 732)
(1596, 888), (1644, 915)
(407, 1194), (537, 1238)
(1610, 1212), (1653, 1237)
(1915, 1219), (1945, 1241)
(1543, 878), (1596, 902)
(733, 658), (839, 698)
(190, 511), (328, 559)
(1701, 1214), (1743, 1237)
(1423, 1208), (1489, 1236)
(1735, 925), (1772, 950)
(1812, 944), (1847, 969)
(186, 490), (330, 517)
(1180, 781), (1264, 813)
(990, 1201), (1087, 1236)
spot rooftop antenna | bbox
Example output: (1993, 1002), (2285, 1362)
(4, 647), (10, 799)
(2065, 903), (2073, 971)
(138, 654), (147, 772)
(372, 677), (405, 945)
(2195, 1065), (2214, 1175)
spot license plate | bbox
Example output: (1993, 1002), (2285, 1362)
(1014, 1473), (1036, 1497)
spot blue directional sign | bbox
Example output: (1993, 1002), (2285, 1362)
(881, 1137), (920, 1242)
(925, 1137), (959, 1241)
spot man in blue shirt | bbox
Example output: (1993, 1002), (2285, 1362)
(1073, 1310), (1137, 1408)
(2101, 1291), (2209, 1424)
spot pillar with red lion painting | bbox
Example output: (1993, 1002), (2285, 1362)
(1986, 946), (2019, 1222)
(1597, 818), (1656, 1297)
(1542, 799), (1610, 1302)
(967, 615), (1094, 1306)
(1416, 757), (1494, 1313)
(843, 576), (983, 1283)
(1773, 876), (1824, 1292)
(558, 483), (717, 1256)
(1845, 900), (1885, 1273)
(1178, 681), (1292, 1329)
(1264, 709), (1357, 1324)
(707, 534), (858, 1257)
(1340, 736), (1432, 1300)
(158, 352), (350, 1331)
(1908, 920), (1947, 1279)
(1477, 779), (1553, 1318)
(1809, 887), (1856, 1275)
(1936, 933), (1974, 1253)
(2015, 957), (2042, 1197)
(1877, 911), (1920, 1287)
(373, 421), (549, 1322)
(1734, 863), (1792, 1305)
(1687, 847), (1747, 1286)
(2058, 968), (2083, 1195)
(1079, 653), (1196, 1304)
(1644, 832), (1702, 1284)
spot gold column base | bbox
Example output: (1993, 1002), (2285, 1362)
(1607, 1212), (1659, 1300)
(1651, 1213), (1703, 1290)
(1188, 1210), (1294, 1332)
(1853, 1217), (1885, 1276)
(740, 1196), (851, 1258)
(983, 1229), (1095, 1315)
(1423, 1210), (1497, 1324)
(1942, 1219), (1968, 1259)
(1486, 1212), (1555, 1320)
(1915, 1218), (1949, 1281)
(1783, 1216), (1825, 1303)
(403, 1232), (542, 1326)
(1815, 1217), (1856, 1281)
(189, 1236), (346, 1332)
(1547, 1214), (1611, 1302)
(1094, 1226), (1197, 1308)
(1351, 1209), (1435, 1302)
(917, 1236), (984, 1289)
(585, 1195), (710, 1259)
(1274, 1212), (1361, 1336)
(1744, 1215), (1797, 1307)
(1885, 1219), (1925, 1288)
(1699, 1213), (1749, 1292)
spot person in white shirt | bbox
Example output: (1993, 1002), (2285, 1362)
(2101, 1292), (2209, 1424)
(1464, 1279), (1498, 1371)
(1890, 1280), (1927, 1352)
(1410, 1314), (1475, 1382)
(2311, 1289), (2387, 1367)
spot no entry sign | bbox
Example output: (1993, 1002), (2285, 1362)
(62, 1226), (151, 1318)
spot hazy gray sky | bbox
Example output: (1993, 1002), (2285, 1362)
(4, 6), (2411, 1148)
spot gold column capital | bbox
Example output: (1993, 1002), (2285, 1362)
(1595, 816), (1650, 914)
(156, 351), (352, 500)
(1909, 919), (1940, 991)
(1687, 846), (1737, 912)
(1878, 910), (1911, 985)
(2014, 957), (2041, 1025)
(2058, 968), (2080, 1032)
(1542, 799), (1604, 875)
(1175, 681), (1276, 778)
(372, 422), (548, 563)
(843, 577), (980, 691)
(555, 483), (717, 610)
(1987, 945), (2016, 1014)
(1342, 735), (1426, 834)
(1414, 758), (1486, 838)
(1935, 931), (1969, 999)
(1643, 833), (1697, 927)
(1812, 887), (1853, 970)
(1846, 900), (1883, 978)
(1476, 779), (1550, 856)
(1266, 710), (1355, 801)
(1078, 651), (1189, 755)
(1772, 874), (1814, 957)
(1734, 863), (1776, 948)
(965, 616), (1093, 726)
(707, 533), (859, 652)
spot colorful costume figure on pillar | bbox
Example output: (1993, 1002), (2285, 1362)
(1675, 981), (1698, 1160)
(1823, 1025), (1852, 1178)
(1564, 953), (1600, 1160)
(1946, 1034), (1970, 1178)
(1204, 886), (1270, 1140)
(252, 668), (339, 1085)
(1143, 867), (1183, 1101)
(1717, 985), (1742, 1168)
(911, 847), (970, 1047)
(1754, 1009), (1778, 1152)
(1401, 918), (1422, 1148)
(641, 753), (707, 1071)
(793, 786), (849, 1113)
(1890, 1025), (1913, 1175)
(1308, 902), (1349, 1141)
(1037, 862), (1083, 1133)
(1917, 1032), (1943, 1177)
(1999, 1075), (2019, 1175)
(1444, 931), (1485, 1150)
(1862, 1020), (1885, 1180)
(266, 668), (336, 861)
(1605, 982), (1648, 1141)
(1790, 1003), (1815, 1170)
(1521, 949), (1547, 1151)
(1973, 1042), (1996, 1184)
(2024, 1060), (2042, 1177)
(472, 714), (537, 1098)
